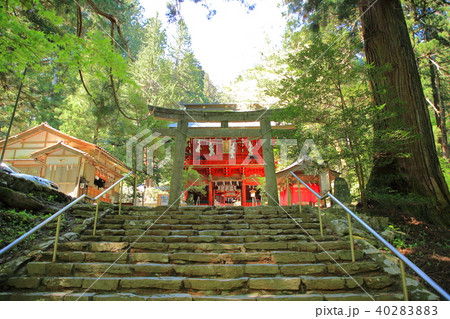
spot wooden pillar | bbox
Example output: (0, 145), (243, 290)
(242, 180), (247, 206)
(260, 118), (279, 206)
(208, 180), (214, 206)
(168, 118), (188, 207)
(74, 157), (85, 197)
(286, 177), (292, 205)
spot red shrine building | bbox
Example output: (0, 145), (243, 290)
(184, 135), (265, 206)
(181, 104), (270, 206)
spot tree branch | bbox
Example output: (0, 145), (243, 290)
(85, 0), (134, 61)
(76, 2), (82, 37)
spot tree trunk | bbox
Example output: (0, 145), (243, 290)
(358, 0), (450, 225)
(429, 55), (449, 160)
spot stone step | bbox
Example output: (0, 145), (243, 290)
(111, 207), (307, 216)
(41, 248), (366, 264)
(100, 214), (315, 222)
(0, 291), (404, 301)
(1, 205), (406, 301)
(54, 240), (354, 254)
(84, 228), (331, 238)
(77, 234), (340, 245)
(41, 251), (129, 263)
(128, 241), (346, 253)
(4, 275), (393, 293)
(26, 261), (381, 278)
(104, 214), (320, 224)
(97, 219), (320, 227)
(4, 276), (185, 291)
(93, 224), (331, 234)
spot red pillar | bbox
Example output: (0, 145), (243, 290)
(208, 181), (214, 206)
(242, 180), (247, 206)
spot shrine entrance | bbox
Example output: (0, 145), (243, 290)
(213, 181), (242, 206)
(149, 104), (291, 207)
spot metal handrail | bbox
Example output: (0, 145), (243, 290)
(0, 194), (87, 256)
(289, 171), (450, 301)
(0, 171), (133, 259)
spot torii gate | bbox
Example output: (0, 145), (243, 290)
(148, 105), (280, 207)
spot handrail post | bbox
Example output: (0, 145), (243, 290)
(52, 215), (62, 263)
(93, 198), (100, 236)
(400, 260), (409, 301)
(346, 212), (355, 262)
(118, 181), (123, 216)
(318, 199), (323, 236)
(133, 176), (138, 206)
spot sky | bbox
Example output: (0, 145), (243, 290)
(139, 0), (287, 88)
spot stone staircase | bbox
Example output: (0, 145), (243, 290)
(0, 205), (405, 301)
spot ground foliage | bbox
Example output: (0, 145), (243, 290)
(372, 205), (450, 294)
(0, 208), (46, 249)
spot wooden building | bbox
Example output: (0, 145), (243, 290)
(0, 123), (130, 202)
(276, 160), (339, 206)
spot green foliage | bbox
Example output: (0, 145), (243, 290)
(254, 176), (268, 205)
(183, 167), (207, 205)
(0, 209), (39, 248)
(269, 24), (379, 210)
(183, 167), (207, 194)
(0, 0), (219, 192)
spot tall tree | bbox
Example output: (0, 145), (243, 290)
(283, 0), (450, 225)
(404, 0), (450, 160)
(358, 0), (450, 225)
(130, 16), (178, 108)
(169, 19), (208, 103)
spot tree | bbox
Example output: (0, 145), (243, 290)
(357, 0), (450, 225)
(0, 0), (145, 136)
(404, 0), (450, 160)
(169, 19), (210, 103)
(282, 0), (450, 225)
(130, 15), (178, 108)
(0, 0), (79, 135)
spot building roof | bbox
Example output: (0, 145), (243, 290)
(30, 141), (93, 159)
(276, 159), (340, 180)
(0, 123), (130, 173)
(168, 121), (294, 129)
